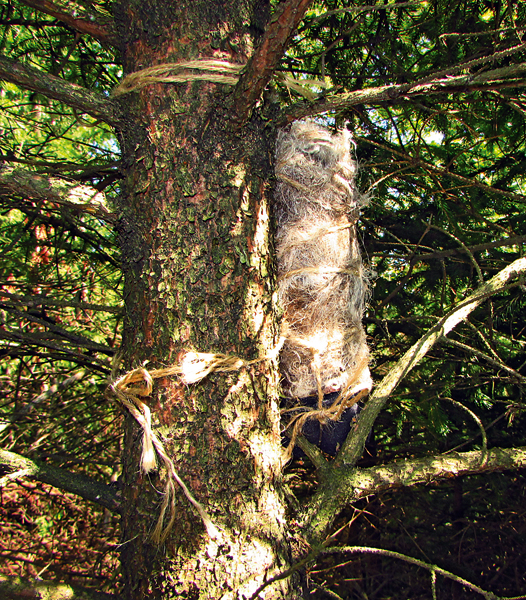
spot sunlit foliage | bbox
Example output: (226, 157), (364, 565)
(1, 0), (525, 596)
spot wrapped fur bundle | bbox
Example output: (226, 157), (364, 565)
(274, 121), (372, 414)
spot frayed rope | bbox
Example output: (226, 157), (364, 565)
(109, 336), (370, 541)
(112, 59), (328, 100)
(107, 340), (284, 544)
(274, 120), (372, 401)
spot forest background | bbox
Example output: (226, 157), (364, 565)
(0, 0), (526, 599)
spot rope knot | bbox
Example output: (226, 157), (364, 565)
(107, 341), (283, 543)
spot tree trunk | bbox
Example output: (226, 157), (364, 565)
(112, 1), (297, 598)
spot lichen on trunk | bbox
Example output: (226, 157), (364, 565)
(112, 0), (297, 598)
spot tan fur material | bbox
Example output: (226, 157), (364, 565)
(274, 121), (371, 400)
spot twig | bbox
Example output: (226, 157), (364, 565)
(0, 290), (122, 314)
(0, 370), (86, 436)
(396, 235), (526, 262)
(308, 1), (421, 25)
(359, 136), (526, 204)
(440, 398), (488, 466)
(18, 0), (116, 45)
(321, 546), (526, 600)
(441, 337), (526, 383)
(426, 223), (483, 284)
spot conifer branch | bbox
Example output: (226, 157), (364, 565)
(0, 329), (112, 371)
(397, 235), (526, 261)
(0, 290), (122, 314)
(265, 446), (526, 597)
(234, 0), (314, 123)
(283, 62), (526, 122)
(0, 449), (121, 514)
(1, 304), (115, 356)
(0, 165), (116, 223)
(18, 0), (117, 46)
(359, 136), (526, 203)
(0, 56), (119, 125)
(0, 371), (87, 436)
(303, 446), (526, 544)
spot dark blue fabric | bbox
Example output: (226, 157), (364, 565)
(282, 391), (363, 457)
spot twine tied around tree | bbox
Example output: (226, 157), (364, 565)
(108, 329), (370, 542)
(110, 371), (218, 544)
(108, 340), (285, 544)
(112, 59), (328, 100)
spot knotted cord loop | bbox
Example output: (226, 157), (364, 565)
(108, 338), (285, 543)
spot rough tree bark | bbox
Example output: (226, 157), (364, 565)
(111, 1), (302, 598)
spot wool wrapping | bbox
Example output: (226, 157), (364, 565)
(274, 121), (372, 405)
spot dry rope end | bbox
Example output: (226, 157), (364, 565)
(203, 518), (222, 541)
(141, 434), (158, 473)
(137, 402), (158, 473)
(150, 516), (174, 545)
(346, 367), (373, 398)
